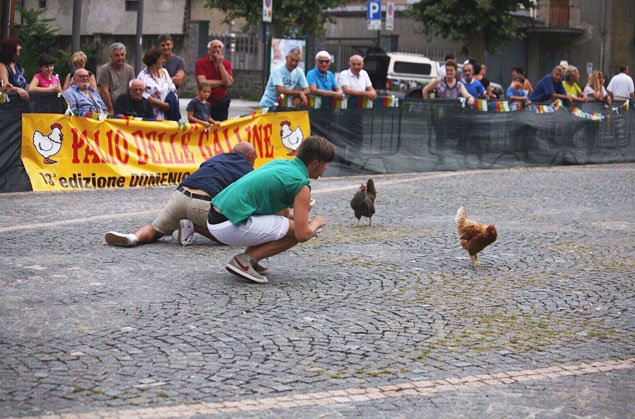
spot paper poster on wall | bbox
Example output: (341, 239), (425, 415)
(270, 38), (306, 73)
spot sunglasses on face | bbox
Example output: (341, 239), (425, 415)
(317, 59), (330, 64)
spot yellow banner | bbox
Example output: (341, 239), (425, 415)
(21, 111), (310, 191)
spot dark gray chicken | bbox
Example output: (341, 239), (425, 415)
(350, 179), (376, 226)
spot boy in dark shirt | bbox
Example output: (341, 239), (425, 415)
(187, 82), (220, 128)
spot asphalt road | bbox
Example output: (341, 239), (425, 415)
(1, 163), (634, 418)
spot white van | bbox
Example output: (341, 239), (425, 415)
(384, 53), (438, 92)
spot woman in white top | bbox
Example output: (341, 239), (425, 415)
(137, 47), (176, 120)
(583, 71), (611, 105)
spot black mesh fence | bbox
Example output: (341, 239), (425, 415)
(1, 93), (633, 192)
(0, 92), (67, 192)
(312, 99), (635, 176)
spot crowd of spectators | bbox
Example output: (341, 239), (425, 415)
(1, 33), (634, 120)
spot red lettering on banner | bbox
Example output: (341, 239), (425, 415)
(132, 130), (148, 165)
(92, 130), (110, 164)
(169, 133), (184, 164)
(84, 130), (103, 163)
(145, 132), (161, 164)
(263, 123), (274, 158)
(70, 128), (104, 164)
(156, 132), (174, 164)
(114, 130), (129, 165)
(222, 128), (232, 151)
(105, 130), (116, 164)
(244, 125), (252, 143)
(198, 130), (212, 160)
(181, 133), (195, 164)
(212, 130), (226, 155)
(252, 124), (264, 157)
(71, 128), (84, 164)
(233, 127), (242, 143)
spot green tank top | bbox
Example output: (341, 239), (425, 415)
(212, 158), (310, 225)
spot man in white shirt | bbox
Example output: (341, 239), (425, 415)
(338, 55), (378, 101)
(607, 65), (635, 101)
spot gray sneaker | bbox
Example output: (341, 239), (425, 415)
(251, 259), (270, 275)
(226, 253), (268, 283)
(178, 219), (195, 246)
(105, 231), (138, 247)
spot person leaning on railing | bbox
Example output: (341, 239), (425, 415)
(0, 36), (29, 100)
(338, 55), (377, 101)
(422, 59), (474, 106)
(528, 66), (574, 104)
(584, 71), (611, 105)
(562, 65), (589, 103)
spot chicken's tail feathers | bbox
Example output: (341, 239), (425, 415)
(455, 207), (467, 224)
(366, 178), (376, 197)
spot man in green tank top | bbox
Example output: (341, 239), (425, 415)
(209, 135), (335, 283)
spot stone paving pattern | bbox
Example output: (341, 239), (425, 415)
(1, 164), (634, 417)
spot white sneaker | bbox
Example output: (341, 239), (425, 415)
(178, 219), (195, 246)
(105, 231), (138, 247)
(226, 253), (268, 283)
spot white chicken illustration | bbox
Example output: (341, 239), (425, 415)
(280, 120), (304, 156)
(33, 123), (64, 164)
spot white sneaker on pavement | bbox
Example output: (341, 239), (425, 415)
(178, 219), (195, 246)
(105, 231), (139, 247)
(226, 253), (268, 283)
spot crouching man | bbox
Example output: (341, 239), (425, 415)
(208, 135), (334, 284)
(105, 142), (257, 247)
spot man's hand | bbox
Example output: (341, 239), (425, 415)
(213, 50), (224, 65)
(299, 92), (308, 107)
(310, 215), (327, 234)
(333, 91), (345, 101)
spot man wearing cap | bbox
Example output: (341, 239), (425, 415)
(306, 51), (345, 100)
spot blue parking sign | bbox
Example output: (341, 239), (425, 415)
(367, 0), (381, 20)
(367, 0), (381, 30)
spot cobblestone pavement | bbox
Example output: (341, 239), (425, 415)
(1, 164), (634, 418)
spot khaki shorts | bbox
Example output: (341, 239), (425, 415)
(151, 190), (211, 235)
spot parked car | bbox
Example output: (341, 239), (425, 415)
(364, 51), (438, 95)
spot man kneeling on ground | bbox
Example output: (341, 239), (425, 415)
(105, 142), (257, 247)
(208, 135), (334, 284)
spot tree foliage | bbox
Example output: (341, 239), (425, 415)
(204, 0), (347, 37)
(15, 7), (60, 78)
(406, 0), (534, 57)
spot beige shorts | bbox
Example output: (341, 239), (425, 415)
(151, 190), (211, 235)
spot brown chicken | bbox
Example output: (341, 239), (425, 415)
(350, 179), (376, 226)
(455, 207), (497, 267)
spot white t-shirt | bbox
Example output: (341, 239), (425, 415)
(606, 72), (634, 100)
(338, 69), (372, 94)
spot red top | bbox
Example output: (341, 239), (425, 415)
(194, 56), (233, 103)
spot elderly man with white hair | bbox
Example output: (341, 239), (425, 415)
(114, 78), (154, 118)
(338, 54), (377, 101)
(96, 42), (135, 114)
(63, 68), (108, 114)
(306, 50), (345, 101)
(195, 39), (233, 121)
